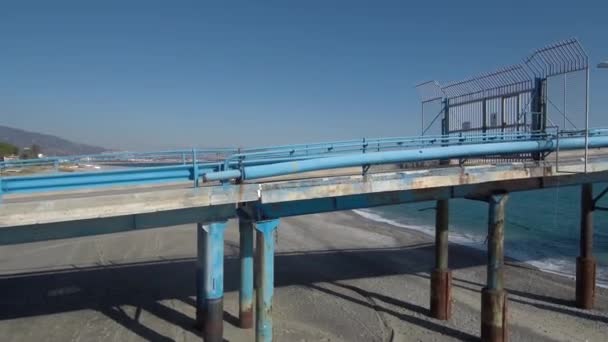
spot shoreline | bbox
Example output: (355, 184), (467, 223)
(351, 208), (608, 289)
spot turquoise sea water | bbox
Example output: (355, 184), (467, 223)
(355, 184), (608, 287)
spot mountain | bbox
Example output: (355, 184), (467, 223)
(0, 125), (108, 156)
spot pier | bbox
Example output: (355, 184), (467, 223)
(1, 38), (606, 341)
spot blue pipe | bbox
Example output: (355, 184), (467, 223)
(4, 133), (608, 195)
(2, 165), (216, 194)
(0, 155), (342, 195)
(203, 135), (608, 182)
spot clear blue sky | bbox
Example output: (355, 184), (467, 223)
(1, 0), (607, 150)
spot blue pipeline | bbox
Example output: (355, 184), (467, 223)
(0, 165), (216, 194)
(204, 135), (608, 182)
(4, 133), (608, 196)
(254, 219), (280, 342)
(0, 156), (335, 196)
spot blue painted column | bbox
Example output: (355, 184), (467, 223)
(239, 217), (254, 328)
(481, 194), (508, 342)
(196, 221), (227, 342)
(254, 219), (280, 342)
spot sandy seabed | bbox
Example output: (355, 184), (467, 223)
(0, 211), (606, 341)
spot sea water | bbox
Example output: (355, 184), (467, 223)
(354, 183), (608, 287)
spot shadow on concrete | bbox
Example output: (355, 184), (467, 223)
(453, 275), (576, 307)
(0, 243), (485, 340)
(307, 283), (479, 341)
(442, 276), (608, 325)
(100, 305), (176, 342)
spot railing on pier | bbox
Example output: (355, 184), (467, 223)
(2, 128), (608, 199)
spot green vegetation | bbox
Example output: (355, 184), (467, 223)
(0, 142), (19, 157)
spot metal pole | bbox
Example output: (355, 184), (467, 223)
(196, 221), (227, 342)
(430, 199), (451, 320)
(515, 97), (519, 132)
(563, 73), (567, 129)
(192, 148), (199, 187)
(481, 194), (508, 342)
(440, 99), (450, 166)
(576, 183), (596, 309)
(255, 219), (280, 342)
(500, 97), (505, 135)
(239, 217), (254, 328)
(421, 101), (425, 136)
(482, 98), (487, 138)
(585, 67), (589, 172)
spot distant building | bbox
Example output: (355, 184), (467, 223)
(1, 155), (18, 162)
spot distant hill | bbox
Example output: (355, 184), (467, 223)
(0, 125), (108, 156)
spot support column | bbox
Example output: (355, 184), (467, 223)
(239, 217), (255, 328)
(481, 194), (508, 342)
(254, 219), (280, 342)
(431, 199), (452, 320)
(576, 183), (596, 309)
(196, 221), (227, 342)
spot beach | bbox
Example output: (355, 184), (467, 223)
(0, 211), (606, 341)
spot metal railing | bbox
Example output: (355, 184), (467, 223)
(1, 129), (607, 199)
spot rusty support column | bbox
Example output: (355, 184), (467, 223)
(239, 217), (254, 328)
(196, 221), (227, 342)
(481, 194), (508, 342)
(431, 199), (451, 320)
(254, 219), (280, 342)
(576, 183), (596, 309)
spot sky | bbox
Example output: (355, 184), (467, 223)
(1, 0), (607, 150)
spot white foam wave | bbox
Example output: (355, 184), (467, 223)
(352, 209), (608, 288)
(353, 209), (486, 248)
